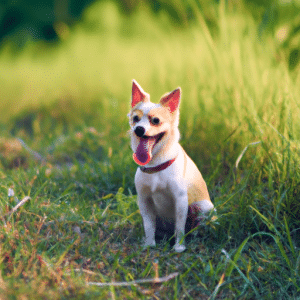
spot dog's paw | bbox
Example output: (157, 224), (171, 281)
(174, 243), (186, 253)
(143, 240), (156, 250)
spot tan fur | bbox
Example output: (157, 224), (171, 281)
(181, 146), (211, 204)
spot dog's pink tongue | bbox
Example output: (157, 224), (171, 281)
(133, 137), (156, 166)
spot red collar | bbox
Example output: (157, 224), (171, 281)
(139, 157), (177, 174)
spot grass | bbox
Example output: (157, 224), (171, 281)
(0, 0), (300, 298)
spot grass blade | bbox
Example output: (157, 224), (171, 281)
(274, 236), (291, 269)
(226, 236), (251, 278)
(249, 205), (275, 232)
(283, 214), (296, 258)
(235, 141), (261, 169)
(221, 249), (259, 298)
(208, 273), (225, 300)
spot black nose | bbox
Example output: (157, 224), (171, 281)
(135, 126), (145, 137)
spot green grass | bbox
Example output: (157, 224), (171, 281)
(0, 0), (300, 298)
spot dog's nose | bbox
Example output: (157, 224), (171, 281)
(135, 126), (145, 137)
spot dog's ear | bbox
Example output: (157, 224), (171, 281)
(131, 80), (149, 108)
(160, 88), (181, 113)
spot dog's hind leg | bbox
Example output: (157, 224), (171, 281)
(187, 200), (215, 228)
(195, 199), (214, 215)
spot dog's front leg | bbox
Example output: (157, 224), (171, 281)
(171, 183), (188, 252)
(174, 198), (188, 252)
(138, 195), (156, 248)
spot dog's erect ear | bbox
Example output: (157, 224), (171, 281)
(131, 80), (149, 108)
(160, 88), (181, 113)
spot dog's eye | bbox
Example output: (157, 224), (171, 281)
(151, 117), (160, 125)
(133, 115), (140, 123)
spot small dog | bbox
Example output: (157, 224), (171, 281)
(129, 80), (214, 252)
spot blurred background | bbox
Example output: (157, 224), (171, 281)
(0, 0), (300, 116)
(0, 0), (300, 181)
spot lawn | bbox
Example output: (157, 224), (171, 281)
(0, 0), (300, 298)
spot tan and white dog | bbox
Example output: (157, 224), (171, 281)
(129, 80), (214, 252)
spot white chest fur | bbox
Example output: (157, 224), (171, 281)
(135, 166), (186, 221)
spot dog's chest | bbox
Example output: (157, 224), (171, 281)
(147, 172), (168, 192)
(138, 171), (177, 218)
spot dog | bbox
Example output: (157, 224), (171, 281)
(129, 80), (214, 252)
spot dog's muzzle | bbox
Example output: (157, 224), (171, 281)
(134, 126), (145, 137)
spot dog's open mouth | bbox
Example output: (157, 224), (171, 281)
(133, 132), (165, 166)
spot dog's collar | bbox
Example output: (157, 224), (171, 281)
(139, 157), (177, 174)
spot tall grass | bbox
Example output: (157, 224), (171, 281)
(1, 1), (300, 171)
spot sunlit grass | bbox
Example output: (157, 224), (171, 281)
(1, 1), (300, 144)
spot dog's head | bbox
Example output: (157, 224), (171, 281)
(128, 80), (181, 166)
